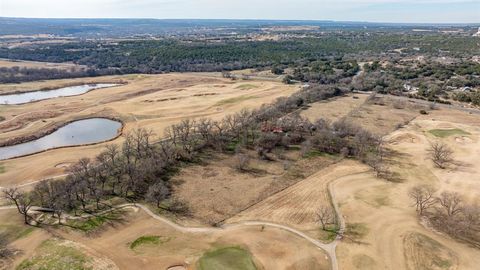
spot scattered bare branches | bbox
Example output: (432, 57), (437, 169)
(317, 206), (335, 230)
(428, 141), (453, 169)
(2, 188), (34, 225)
(408, 185), (437, 215)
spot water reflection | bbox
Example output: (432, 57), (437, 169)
(0, 118), (122, 160)
(0, 84), (119, 105)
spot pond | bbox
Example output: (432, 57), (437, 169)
(0, 118), (122, 160)
(0, 84), (119, 105)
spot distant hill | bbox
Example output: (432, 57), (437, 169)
(1, 17), (478, 38)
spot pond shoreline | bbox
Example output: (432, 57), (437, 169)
(0, 83), (124, 105)
(0, 81), (127, 96)
(0, 115), (125, 150)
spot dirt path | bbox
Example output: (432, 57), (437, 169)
(0, 197), (344, 270)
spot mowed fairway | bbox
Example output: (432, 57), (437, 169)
(335, 107), (480, 270)
(29, 209), (330, 270)
(228, 160), (369, 235)
(0, 73), (298, 186)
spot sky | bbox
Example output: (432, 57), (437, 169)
(0, 0), (479, 23)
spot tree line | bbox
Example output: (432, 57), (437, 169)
(409, 185), (480, 247)
(0, 66), (122, 84)
(3, 84), (386, 227)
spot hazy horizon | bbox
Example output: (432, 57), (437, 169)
(0, 0), (479, 24)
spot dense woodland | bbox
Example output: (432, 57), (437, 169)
(1, 31), (479, 107)
(0, 66), (121, 84)
(1, 31), (478, 76)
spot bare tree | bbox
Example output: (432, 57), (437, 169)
(438, 192), (464, 217)
(408, 185), (437, 215)
(428, 142), (453, 169)
(2, 188), (34, 224)
(146, 182), (169, 208)
(317, 206), (335, 230)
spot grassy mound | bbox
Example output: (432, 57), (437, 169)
(197, 247), (257, 270)
(236, 84), (259, 90)
(16, 239), (91, 270)
(428, 128), (470, 138)
(0, 224), (34, 241)
(215, 95), (256, 106)
(129, 235), (171, 250)
(67, 210), (123, 233)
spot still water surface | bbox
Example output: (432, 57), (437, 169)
(0, 118), (122, 160)
(0, 84), (119, 105)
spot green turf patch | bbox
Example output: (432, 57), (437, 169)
(0, 225), (35, 242)
(197, 246), (257, 270)
(16, 239), (91, 270)
(67, 211), (123, 233)
(236, 84), (259, 90)
(0, 164), (5, 174)
(303, 150), (337, 159)
(428, 128), (470, 138)
(129, 235), (171, 250)
(215, 96), (256, 106)
(318, 225), (340, 242)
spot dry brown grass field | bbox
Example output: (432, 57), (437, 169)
(334, 107), (480, 270)
(0, 73), (297, 186)
(1, 69), (480, 270)
(1, 208), (331, 270)
(0, 59), (85, 71)
(172, 149), (336, 226)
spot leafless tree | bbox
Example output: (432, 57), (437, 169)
(146, 182), (170, 208)
(2, 188), (34, 224)
(131, 128), (154, 159)
(196, 118), (214, 144)
(171, 119), (199, 157)
(408, 185), (437, 215)
(256, 133), (281, 159)
(317, 206), (335, 230)
(438, 192), (464, 217)
(428, 142), (453, 169)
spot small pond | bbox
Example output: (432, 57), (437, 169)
(0, 118), (122, 160)
(0, 84), (119, 105)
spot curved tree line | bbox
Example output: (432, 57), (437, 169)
(3, 84), (385, 227)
